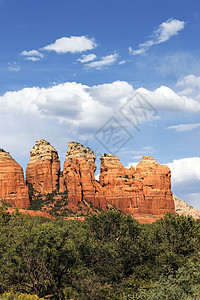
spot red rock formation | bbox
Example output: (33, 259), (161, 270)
(0, 149), (30, 208)
(99, 154), (175, 218)
(26, 139), (60, 195)
(136, 156), (174, 215)
(5, 207), (55, 220)
(60, 143), (174, 220)
(60, 142), (107, 209)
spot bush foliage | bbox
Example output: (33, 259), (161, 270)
(0, 208), (200, 299)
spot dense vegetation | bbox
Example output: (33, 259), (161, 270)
(1, 207), (200, 299)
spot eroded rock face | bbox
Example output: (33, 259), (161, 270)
(60, 142), (107, 209)
(0, 149), (30, 208)
(26, 139), (60, 195)
(174, 194), (200, 219)
(0, 140), (175, 222)
(99, 154), (175, 217)
(135, 156), (174, 215)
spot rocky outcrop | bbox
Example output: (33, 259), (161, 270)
(136, 156), (174, 215)
(0, 140), (176, 222)
(26, 139), (60, 195)
(173, 194), (200, 219)
(60, 144), (174, 218)
(99, 154), (175, 218)
(0, 149), (30, 208)
(60, 142), (107, 209)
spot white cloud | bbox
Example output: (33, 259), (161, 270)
(89, 80), (133, 105)
(85, 53), (119, 69)
(176, 74), (200, 99)
(136, 86), (200, 113)
(167, 123), (200, 132)
(21, 50), (44, 58)
(0, 81), (200, 128)
(129, 47), (146, 56)
(20, 50), (44, 61)
(1, 81), (200, 132)
(25, 57), (41, 62)
(42, 36), (97, 54)
(77, 53), (97, 63)
(8, 62), (20, 72)
(166, 157), (200, 184)
(118, 60), (126, 65)
(1, 80), (200, 169)
(126, 162), (138, 169)
(177, 74), (200, 88)
(129, 18), (185, 56)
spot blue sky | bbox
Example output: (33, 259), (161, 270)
(1, 0), (200, 208)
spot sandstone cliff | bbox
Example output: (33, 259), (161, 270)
(174, 194), (200, 219)
(99, 154), (175, 220)
(26, 139), (60, 195)
(0, 148), (30, 208)
(60, 142), (107, 209)
(0, 140), (176, 223)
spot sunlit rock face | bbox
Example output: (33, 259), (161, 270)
(0, 140), (175, 223)
(26, 139), (60, 195)
(0, 148), (30, 208)
(60, 142), (107, 209)
(99, 154), (175, 219)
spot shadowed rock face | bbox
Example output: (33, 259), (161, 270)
(0, 149), (30, 208)
(26, 139), (60, 195)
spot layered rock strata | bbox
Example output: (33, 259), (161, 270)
(99, 154), (175, 217)
(0, 148), (30, 208)
(26, 139), (60, 195)
(0, 140), (176, 221)
(60, 143), (174, 218)
(60, 142), (107, 209)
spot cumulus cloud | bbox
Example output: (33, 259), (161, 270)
(177, 74), (200, 88)
(20, 50), (44, 61)
(129, 18), (185, 55)
(136, 86), (200, 113)
(1, 81), (200, 130)
(167, 123), (200, 132)
(42, 36), (97, 54)
(176, 74), (200, 99)
(1, 81), (200, 126)
(166, 157), (200, 184)
(77, 53), (97, 63)
(1, 80), (200, 168)
(85, 53), (119, 69)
